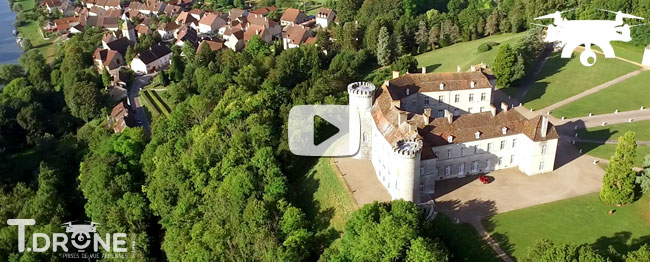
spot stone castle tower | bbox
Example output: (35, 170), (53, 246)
(347, 82), (376, 159)
(392, 139), (422, 202)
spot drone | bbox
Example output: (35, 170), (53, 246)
(533, 9), (645, 66)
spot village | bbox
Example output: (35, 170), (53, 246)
(38, 0), (337, 133)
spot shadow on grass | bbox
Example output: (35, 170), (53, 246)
(482, 215), (515, 260)
(521, 53), (571, 105)
(591, 232), (650, 259)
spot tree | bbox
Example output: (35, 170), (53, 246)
(101, 68), (112, 87)
(415, 21), (429, 53)
(522, 239), (609, 262)
(64, 81), (105, 122)
(485, 11), (500, 35)
(600, 131), (638, 205)
(626, 244), (650, 262)
(341, 23), (360, 51)
(0, 64), (24, 85)
(337, 0), (362, 23)
(326, 200), (449, 261)
(125, 45), (136, 62)
(492, 44), (524, 87)
(377, 26), (392, 66)
(428, 25), (440, 50)
(392, 55), (418, 73)
(21, 38), (32, 50)
(635, 155), (650, 196)
(315, 30), (331, 52)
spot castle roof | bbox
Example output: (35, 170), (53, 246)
(385, 71), (492, 100)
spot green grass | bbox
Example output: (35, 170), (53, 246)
(142, 90), (171, 117)
(551, 70), (650, 118)
(577, 120), (650, 142)
(429, 214), (500, 262)
(522, 51), (640, 110)
(14, 0), (57, 59)
(595, 42), (645, 64)
(415, 33), (526, 73)
(140, 92), (161, 119)
(575, 143), (650, 167)
(291, 157), (357, 250)
(484, 193), (650, 260)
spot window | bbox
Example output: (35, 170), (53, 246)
(437, 110), (444, 118)
(469, 93), (474, 102)
(461, 147), (466, 156)
(539, 161), (545, 170)
(487, 143), (492, 152)
(481, 93), (486, 101)
(512, 138), (517, 148)
(454, 108), (459, 116)
(454, 94), (460, 103)
(459, 163), (465, 175)
(447, 136), (453, 143)
(438, 95), (444, 103)
(498, 157), (503, 166)
(486, 159), (492, 169)
(411, 99), (416, 107)
(445, 166), (451, 176)
(425, 97), (430, 105)
(500, 140), (506, 150)
(363, 133), (368, 142)
(479, 106), (484, 112)
(447, 149), (451, 158)
(468, 107), (473, 113)
(510, 155), (515, 164)
(406, 89), (410, 95)
(472, 161), (478, 172)
(542, 144), (548, 154)
(474, 145), (479, 154)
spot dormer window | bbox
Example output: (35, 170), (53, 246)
(502, 127), (508, 135)
(406, 89), (410, 96)
(475, 131), (480, 139)
(447, 135), (453, 143)
(439, 83), (445, 90)
(470, 81), (476, 88)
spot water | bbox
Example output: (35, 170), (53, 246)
(0, 0), (23, 64)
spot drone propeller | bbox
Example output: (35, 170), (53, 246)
(629, 23), (649, 28)
(530, 23), (550, 27)
(535, 9), (576, 20)
(598, 9), (644, 20)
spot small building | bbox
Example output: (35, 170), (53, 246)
(244, 24), (272, 44)
(135, 24), (151, 37)
(44, 0), (63, 13)
(315, 8), (335, 28)
(130, 44), (173, 74)
(196, 40), (225, 54)
(103, 37), (134, 57)
(174, 27), (199, 48)
(280, 8), (307, 26)
(228, 8), (249, 22)
(247, 13), (281, 39)
(250, 6), (277, 16)
(198, 13), (227, 35)
(108, 100), (135, 133)
(93, 48), (125, 75)
(157, 22), (181, 40)
(175, 11), (199, 28)
(224, 27), (245, 51)
(282, 24), (310, 49)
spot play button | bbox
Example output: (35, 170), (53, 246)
(288, 105), (359, 156)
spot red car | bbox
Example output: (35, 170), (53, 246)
(479, 175), (490, 184)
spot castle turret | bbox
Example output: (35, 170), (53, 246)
(347, 82), (376, 159)
(392, 138), (423, 202)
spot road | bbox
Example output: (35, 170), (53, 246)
(128, 75), (153, 138)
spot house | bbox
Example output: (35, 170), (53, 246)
(228, 8), (248, 22)
(175, 11), (199, 28)
(86, 0), (120, 10)
(103, 37), (133, 57)
(224, 27), (245, 51)
(86, 16), (120, 31)
(247, 13), (281, 39)
(198, 13), (227, 35)
(189, 9), (205, 21)
(244, 24), (272, 44)
(280, 8), (307, 26)
(135, 24), (151, 37)
(250, 6), (277, 16)
(108, 100), (135, 133)
(315, 8), (335, 28)
(174, 26), (199, 47)
(347, 71), (559, 202)
(197, 40), (225, 53)
(130, 44), (173, 74)
(161, 4), (182, 17)
(282, 24), (310, 49)
(44, 0), (63, 13)
(59, 1), (76, 16)
(93, 48), (126, 74)
(157, 22), (181, 40)
(52, 17), (79, 33)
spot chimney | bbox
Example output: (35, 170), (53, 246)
(444, 109), (452, 124)
(489, 105), (496, 116)
(501, 102), (508, 112)
(541, 115), (549, 138)
(439, 83), (445, 90)
(423, 108), (431, 125)
(398, 111), (407, 124)
(408, 121), (416, 133)
(421, 67), (426, 74)
(456, 65), (461, 72)
(392, 70), (400, 79)
(470, 81), (476, 88)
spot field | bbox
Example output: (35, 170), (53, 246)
(415, 33), (525, 73)
(484, 193), (650, 260)
(522, 51), (640, 110)
(551, 70), (650, 118)
(14, 0), (57, 59)
(576, 143), (650, 167)
(577, 120), (650, 142)
(429, 214), (500, 262)
(291, 158), (358, 249)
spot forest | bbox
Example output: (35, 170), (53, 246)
(1, 0), (650, 261)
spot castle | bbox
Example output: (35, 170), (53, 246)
(347, 69), (559, 203)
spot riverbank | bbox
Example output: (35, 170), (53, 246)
(0, 0), (25, 63)
(12, 0), (58, 61)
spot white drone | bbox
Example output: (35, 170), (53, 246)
(533, 9), (645, 66)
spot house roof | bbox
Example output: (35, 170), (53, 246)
(175, 11), (198, 26)
(199, 12), (223, 26)
(53, 16), (78, 31)
(244, 24), (267, 41)
(176, 27), (198, 45)
(247, 13), (277, 28)
(93, 48), (124, 70)
(44, 0), (62, 7)
(304, 36), (317, 44)
(228, 8), (247, 21)
(250, 6), (277, 15)
(280, 8), (304, 22)
(135, 24), (150, 34)
(385, 71), (493, 101)
(105, 37), (133, 56)
(284, 24), (309, 45)
(316, 7), (333, 18)
(197, 40), (224, 53)
(136, 44), (172, 64)
(158, 22), (180, 31)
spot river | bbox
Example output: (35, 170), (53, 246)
(0, 0), (24, 64)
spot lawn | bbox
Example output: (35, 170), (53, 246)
(577, 120), (650, 142)
(291, 157), (358, 251)
(483, 193), (650, 260)
(429, 214), (500, 262)
(551, 70), (650, 118)
(415, 33), (525, 73)
(522, 51), (640, 110)
(595, 42), (645, 64)
(576, 143), (650, 167)
(14, 0), (58, 60)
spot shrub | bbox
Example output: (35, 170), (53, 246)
(478, 41), (499, 53)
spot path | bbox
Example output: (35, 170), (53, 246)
(572, 138), (650, 146)
(472, 221), (514, 262)
(576, 46), (650, 69)
(538, 68), (648, 114)
(128, 75), (152, 137)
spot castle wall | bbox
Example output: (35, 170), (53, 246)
(398, 88), (493, 116)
